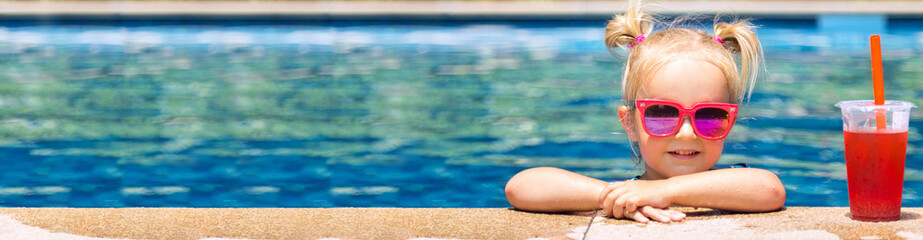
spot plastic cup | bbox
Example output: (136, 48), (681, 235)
(835, 100), (916, 222)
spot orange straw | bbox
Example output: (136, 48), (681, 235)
(870, 35), (886, 130)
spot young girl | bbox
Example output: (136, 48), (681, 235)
(505, 0), (785, 223)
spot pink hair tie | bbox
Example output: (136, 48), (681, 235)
(714, 36), (724, 44)
(628, 34), (646, 49)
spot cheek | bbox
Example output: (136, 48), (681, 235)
(704, 140), (726, 163)
(637, 134), (666, 158)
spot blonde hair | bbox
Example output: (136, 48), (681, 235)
(605, 0), (764, 105)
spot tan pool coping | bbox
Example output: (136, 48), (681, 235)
(0, 1), (921, 16)
(0, 207), (920, 239)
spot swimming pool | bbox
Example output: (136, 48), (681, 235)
(0, 16), (920, 207)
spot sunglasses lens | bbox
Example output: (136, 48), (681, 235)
(694, 108), (730, 138)
(643, 105), (680, 135)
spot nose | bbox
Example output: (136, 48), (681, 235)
(674, 116), (698, 140)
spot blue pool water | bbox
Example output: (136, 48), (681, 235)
(0, 15), (921, 207)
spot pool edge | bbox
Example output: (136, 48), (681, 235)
(0, 207), (919, 239)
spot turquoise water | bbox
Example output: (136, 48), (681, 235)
(0, 17), (921, 207)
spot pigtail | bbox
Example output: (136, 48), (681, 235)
(605, 0), (654, 53)
(714, 20), (764, 102)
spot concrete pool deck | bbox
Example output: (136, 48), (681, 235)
(0, 207), (920, 239)
(0, 1), (921, 16)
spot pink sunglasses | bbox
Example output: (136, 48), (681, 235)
(634, 99), (738, 140)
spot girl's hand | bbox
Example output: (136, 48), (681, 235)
(598, 180), (685, 223)
(618, 206), (686, 223)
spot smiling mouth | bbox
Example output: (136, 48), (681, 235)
(668, 151), (700, 158)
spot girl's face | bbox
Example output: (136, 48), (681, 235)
(620, 58), (731, 180)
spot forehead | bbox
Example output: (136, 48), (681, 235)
(642, 58), (730, 107)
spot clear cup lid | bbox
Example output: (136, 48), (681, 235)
(835, 100), (917, 110)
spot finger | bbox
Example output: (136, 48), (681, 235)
(598, 182), (623, 208)
(614, 192), (633, 212)
(614, 195), (627, 211)
(602, 199), (613, 218)
(598, 182), (622, 208)
(612, 201), (624, 219)
(603, 191), (621, 218)
(625, 196), (639, 213)
(603, 186), (628, 218)
(602, 191), (615, 218)
(610, 193), (626, 219)
(628, 210), (650, 224)
(640, 206), (671, 223)
(664, 208), (686, 221)
(660, 208), (685, 220)
(612, 195), (627, 219)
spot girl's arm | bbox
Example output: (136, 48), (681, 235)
(599, 168), (786, 216)
(666, 168), (786, 211)
(505, 167), (609, 212)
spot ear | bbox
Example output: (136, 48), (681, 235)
(618, 105), (639, 142)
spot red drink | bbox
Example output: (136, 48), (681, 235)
(843, 130), (907, 221)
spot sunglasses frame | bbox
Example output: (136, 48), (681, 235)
(633, 99), (738, 140)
